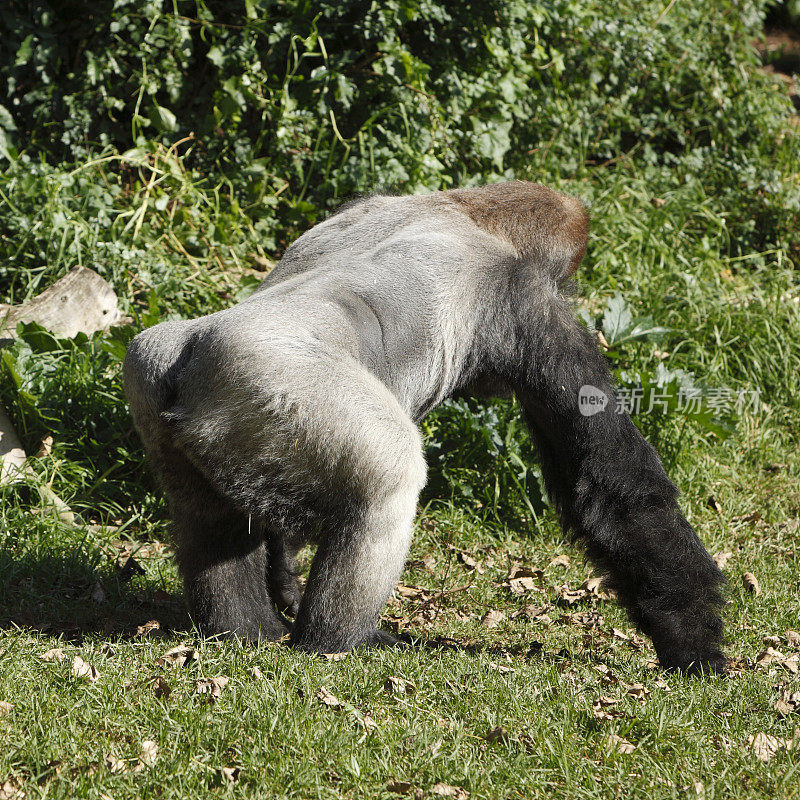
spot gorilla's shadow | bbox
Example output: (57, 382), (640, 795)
(0, 543), (189, 643)
(0, 544), (552, 660)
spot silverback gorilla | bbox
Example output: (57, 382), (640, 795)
(123, 182), (725, 673)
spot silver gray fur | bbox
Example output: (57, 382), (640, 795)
(123, 183), (726, 670)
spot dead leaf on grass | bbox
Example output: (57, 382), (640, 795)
(384, 676), (415, 695)
(487, 662), (515, 674)
(607, 732), (636, 754)
(785, 630), (800, 648)
(0, 702), (13, 716)
(0, 779), (24, 799)
(105, 755), (127, 774)
(549, 554), (571, 568)
(712, 551), (733, 570)
(756, 647), (799, 674)
(40, 648), (65, 663)
(153, 676), (171, 699)
(195, 676), (229, 701)
(507, 564), (543, 594)
(248, 666), (264, 679)
(322, 652), (349, 662)
(556, 584), (586, 606)
(316, 686), (342, 707)
(157, 644), (197, 669)
(742, 572), (761, 596)
(139, 740), (158, 767)
(625, 683), (650, 700)
(747, 731), (793, 762)
(220, 766), (241, 784)
(775, 690), (800, 717)
(71, 656), (99, 682)
(456, 551), (485, 574)
(592, 696), (623, 721)
(431, 783), (469, 799)
(480, 610), (505, 628)
(136, 619), (166, 639)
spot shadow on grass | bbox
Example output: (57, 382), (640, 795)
(0, 540), (564, 663)
(0, 544), (189, 643)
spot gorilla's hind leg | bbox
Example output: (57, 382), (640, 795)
(161, 448), (289, 642)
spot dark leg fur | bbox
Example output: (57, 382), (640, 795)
(507, 293), (725, 674)
(266, 532), (302, 618)
(141, 442), (288, 643)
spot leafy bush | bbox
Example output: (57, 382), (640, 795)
(1, 0), (798, 263)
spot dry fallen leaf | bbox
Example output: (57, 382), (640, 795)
(712, 551), (733, 570)
(220, 766), (242, 784)
(195, 676), (229, 701)
(509, 576), (538, 594)
(105, 755), (127, 774)
(431, 783), (469, 799)
(322, 652), (349, 662)
(742, 572), (761, 596)
(0, 702), (13, 716)
(486, 726), (509, 744)
(775, 690), (800, 717)
(747, 732), (792, 762)
(581, 576), (610, 598)
(396, 584), (425, 600)
(480, 610), (505, 629)
(248, 666), (264, 679)
(384, 676), (416, 695)
(139, 740), (159, 766)
(607, 732), (636, 754)
(625, 683), (650, 700)
(549, 554), (571, 568)
(153, 676), (171, 699)
(421, 554), (437, 572)
(136, 620), (165, 639)
(786, 630), (800, 648)
(456, 551), (484, 574)
(316, 686), (342, 708)
(507, 565), (543, 595)
(157, 644), (197, 668)
(755, 647), (798, 674)
(40, 648), (65, 663)
(0, 779), (24, 799)
(487, 662), (515, 675)
(556, 584), (586, 606)
(35, 435), (54, 458)
(592, 696), (624, 721)
(71, 656), (99, 682)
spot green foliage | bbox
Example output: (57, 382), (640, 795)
(1, 0), (796, 527)
(1, 0), (799, 267)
